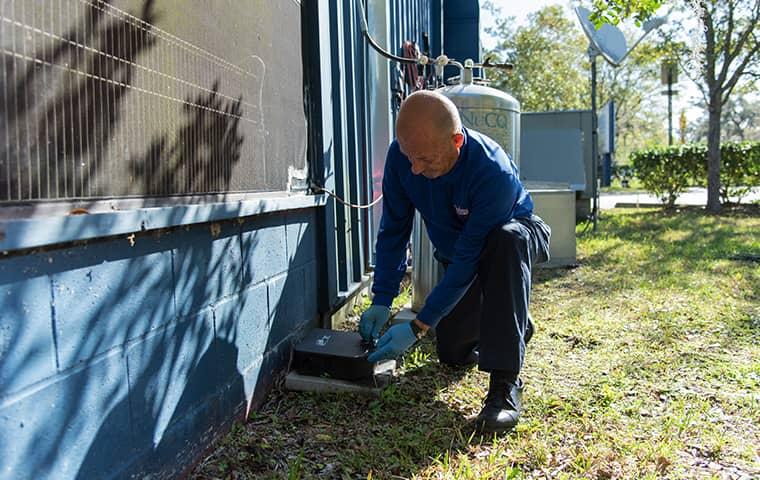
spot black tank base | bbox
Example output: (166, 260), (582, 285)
(292, 328), (395, 383)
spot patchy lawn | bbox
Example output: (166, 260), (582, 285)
(192, 207), (759, 479)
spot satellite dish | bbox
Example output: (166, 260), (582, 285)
(575, 6), (627, 66)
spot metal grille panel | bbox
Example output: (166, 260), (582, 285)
(0, 0), (306, 204)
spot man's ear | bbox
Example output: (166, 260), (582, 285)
(453, 132), (464, 150)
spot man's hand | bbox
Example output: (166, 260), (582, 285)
(359, 305), (391, 341)
(367, 322), (417, 363)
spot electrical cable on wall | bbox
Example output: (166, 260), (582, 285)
(312, 184), (384, 209)
(357, 0), (421, 65)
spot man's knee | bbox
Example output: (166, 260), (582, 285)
(485, 222), (529, 254)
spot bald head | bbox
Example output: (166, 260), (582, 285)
(396, 90), (462, 143)
(395, 91), (465, 179)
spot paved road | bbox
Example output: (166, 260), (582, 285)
(599, 187), (760, 210)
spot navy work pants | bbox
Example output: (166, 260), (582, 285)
(435, 215), (551, 377)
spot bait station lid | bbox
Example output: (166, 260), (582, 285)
(292, 328), (394, 383)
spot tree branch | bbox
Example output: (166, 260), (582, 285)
(721, 39), (760, 105)
(701, 0), (716, 93)
(723, 0), (760, 77)
(721, 1), (760, 105)
(717, 0), (737, 88)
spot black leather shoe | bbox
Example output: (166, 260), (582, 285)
(475, 375), (523, 433)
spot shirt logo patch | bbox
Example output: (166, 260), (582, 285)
(454, 205), (469, 216)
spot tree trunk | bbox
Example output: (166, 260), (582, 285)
(706, 96), (722, 213)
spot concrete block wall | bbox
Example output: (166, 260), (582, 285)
(0, 208), (319, 479)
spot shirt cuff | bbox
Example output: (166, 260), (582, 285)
(415, 307), (441, 328)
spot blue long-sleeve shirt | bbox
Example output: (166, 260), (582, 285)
(372, 127), (534, 327)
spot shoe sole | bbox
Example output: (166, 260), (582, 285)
(474, 419), (518, 434)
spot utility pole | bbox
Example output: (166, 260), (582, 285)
(590, 48), (599, 232)
(668, 71), (673, 145)
(661, 60), (678, 145)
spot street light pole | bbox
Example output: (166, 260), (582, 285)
(668, 69), (673, 144)
(661, 61), (677, 145)
(589, 48), (599, 232)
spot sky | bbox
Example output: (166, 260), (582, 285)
(480, 0), (704, 124)
(480, 0), (566, 51)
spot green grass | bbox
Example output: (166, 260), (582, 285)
(192, 207), (759, 479)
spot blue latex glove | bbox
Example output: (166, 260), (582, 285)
(359, 305), (391, 341)
(367, 322), (417, 363)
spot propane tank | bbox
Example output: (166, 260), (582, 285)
(439, 59), (521, 167)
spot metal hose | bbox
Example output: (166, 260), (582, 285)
(357, 0), (419, 64)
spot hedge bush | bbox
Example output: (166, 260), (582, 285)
(630, 144), (703, 207)
(630, 142), (760, 206)
(717, 142), (760, 203)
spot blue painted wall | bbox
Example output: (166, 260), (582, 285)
(443, 0), (481, 79)
(0, 209), (318, 479)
